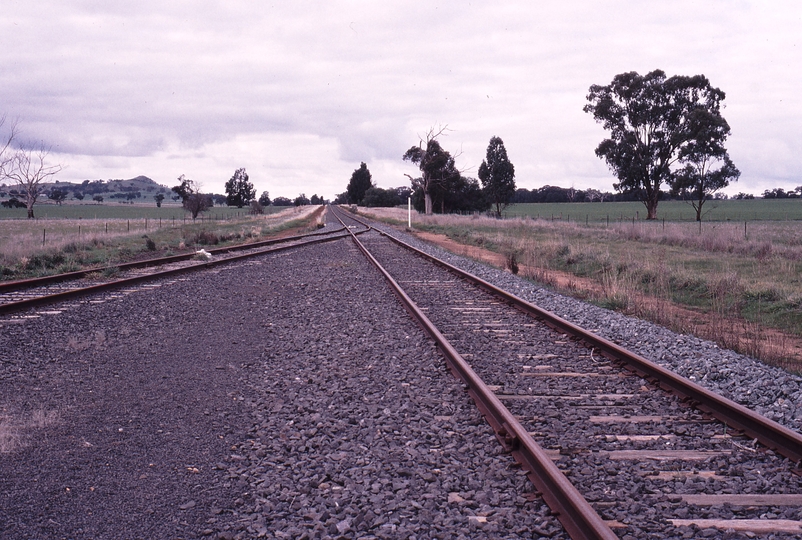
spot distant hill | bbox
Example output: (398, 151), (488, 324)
(0, 175), (174, 204)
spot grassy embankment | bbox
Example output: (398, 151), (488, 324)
(360, 200), (802, 371)
(0, 204), (324, 281)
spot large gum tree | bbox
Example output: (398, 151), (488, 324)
(584, 70), (728, 220)
(403, 126), (460, 215)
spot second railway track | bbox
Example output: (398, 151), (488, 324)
(0, 219), (363, 316)
(333, 206), (802, 539)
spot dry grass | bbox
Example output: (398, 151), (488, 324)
(0, 205), (323, 280)
(359, 207), (802, 370)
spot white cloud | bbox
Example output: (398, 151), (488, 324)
(1, 1), (800, 198)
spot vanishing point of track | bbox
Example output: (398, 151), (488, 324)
(5, 205), (802, 538)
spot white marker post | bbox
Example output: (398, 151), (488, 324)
(408, 197), (412, 228)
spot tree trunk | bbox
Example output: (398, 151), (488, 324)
(26, 205), (34, 219)
(645, 199), (658, 220)
(694, 201), (703, 222)
(424, 191), (433, 215)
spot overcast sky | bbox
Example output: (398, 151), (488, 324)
(1, 1), (799, 199)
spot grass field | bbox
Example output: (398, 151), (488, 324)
(0, 205), (323, 280)
(0, 202), (285, 220)
(360, 206), (802, 370)
(503, 199), (802, 222)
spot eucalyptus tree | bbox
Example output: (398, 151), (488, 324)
(672, 108), (740, 221)
(346, 162), (372, 205)
(225, 168), (255, 208)
(478, 136), (516, 217)
(584, 70), (730, 220)
(403, 126), (460, 215)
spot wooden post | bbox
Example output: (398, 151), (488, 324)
(42, 229), (46, 246)
(127, 220), (130, 232)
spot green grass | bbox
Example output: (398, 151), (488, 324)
(504, 199), (802, 222)
(0, 203), (286, 220)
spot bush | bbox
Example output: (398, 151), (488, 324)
(193, 230), (219, 245)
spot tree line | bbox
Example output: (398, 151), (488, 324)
(340, 129), (517, 217)
(339, 69), (750, 222)
(169, 168), (326, 219)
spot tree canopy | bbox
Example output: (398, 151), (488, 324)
(584, 70), (730, 219)
(346, 162), (372, 204)
(478, 136), (516, 217)
(172, 175), (211, 219)
(671, 108), (740, 221)
(403, 129), (462, 215)
(225, 168), (255, 208)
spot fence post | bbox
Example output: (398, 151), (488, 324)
(42, 229), (46, 246)
(127, 220), (130, 232)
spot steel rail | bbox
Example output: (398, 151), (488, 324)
(0, 229), (360, 316)
(332, 207), (617, 540)
(339, 209), (802, 464)
(0, 225), (345, 294)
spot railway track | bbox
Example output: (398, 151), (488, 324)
(332, 206), (802, 539)
(0, 216), (366, 316)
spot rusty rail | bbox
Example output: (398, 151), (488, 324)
(0, 228), (359, 315)
(0, 225), (345, 294)
(332, 206), (617, 540)
(341, 209), (802, 465)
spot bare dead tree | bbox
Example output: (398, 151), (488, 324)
(8, 143), (63, 219)
(0, 116), (20, 181)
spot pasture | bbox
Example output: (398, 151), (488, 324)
(360, 206), (802, 369)
(0, 205), (322, 280)
(503, 199), (802, 223)
(0, 202), (281, 220)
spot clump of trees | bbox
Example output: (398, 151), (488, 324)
(400, 128), (515, 215)
(584, 69), (738, 221)
(403, 127), (463, 215)
(172, 175), (212, 219)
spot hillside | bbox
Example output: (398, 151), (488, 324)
(0, 175), (174, 204)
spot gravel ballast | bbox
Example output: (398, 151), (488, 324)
(1, 235), (567, 539)
(365, 218), (802, 433)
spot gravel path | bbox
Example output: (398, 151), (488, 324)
(365, 219), (802, 433)
(1, 234), (568, 539)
